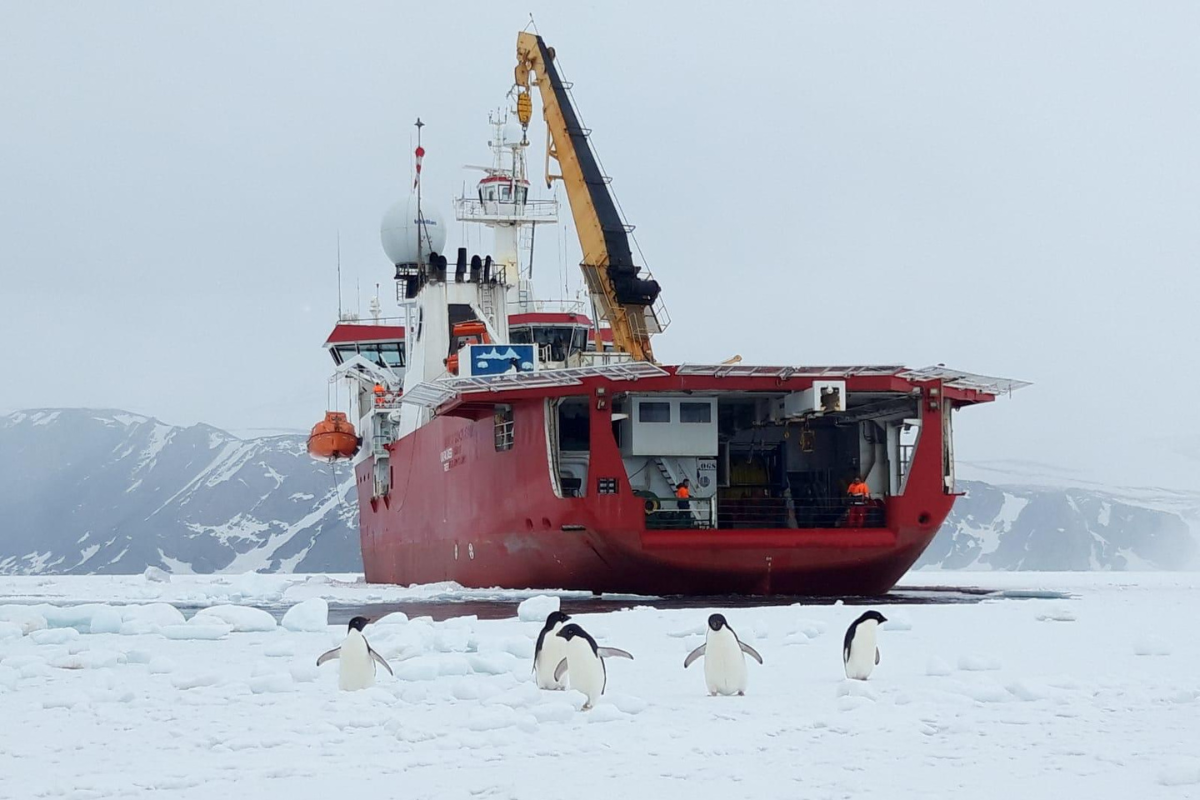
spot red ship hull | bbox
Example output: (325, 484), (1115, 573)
(356, 369), (978, 596)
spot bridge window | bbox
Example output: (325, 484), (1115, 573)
(638, 402), (671, 423)
(680, 402), (712, 424)
(330, 343), (405, 368)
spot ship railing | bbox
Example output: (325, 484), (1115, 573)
(644, 496), (888, 530)
(336, 315), (407, 326)
(571, 350), (635, 368)
(718, 497), (887, 530)
(372, 393), (404, 410)
(644, 497), (715, 530)
(453, 198), (560, 223)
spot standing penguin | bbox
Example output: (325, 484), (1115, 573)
(843, 610), (887, 680)
(316, 616), (394, 691)
(553, 623), (634, 710)
(683, 613), (764, 696)
(533, 610), (572, 689)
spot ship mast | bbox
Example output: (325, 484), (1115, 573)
(414, 117), (430, 271)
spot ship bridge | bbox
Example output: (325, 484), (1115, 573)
(324, 321), (406, 372)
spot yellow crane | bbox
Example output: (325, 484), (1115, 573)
(513, 32), (664, 363)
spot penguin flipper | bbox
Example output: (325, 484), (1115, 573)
(597, 647), (634, 661)
(875, 647), (881, 665)
(554, 658), (569, 682)
(683, 644), (706, 668)
(316, 647), (340, 667)
(370, 648), (394, 677)
(739, 641), (764, 665)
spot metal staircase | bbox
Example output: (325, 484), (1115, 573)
(653, 457), (681, 493)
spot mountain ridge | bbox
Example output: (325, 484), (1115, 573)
(1, 408), (1196, 575)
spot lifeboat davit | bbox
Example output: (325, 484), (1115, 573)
(307, 411), (360, 461)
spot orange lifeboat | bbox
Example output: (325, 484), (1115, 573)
(307, 411), (360, 461)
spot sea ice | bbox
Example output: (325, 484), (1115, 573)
(171, 672), (223, 690)
(162, 624), (230, 641)
(281, 597), (328, 632)
(263, 641), (295, 658)
(516, 594), (559, 622)
(396, 659), (440, 682)
(121, 603), (186, 629)
(248, 673), (295, 694)
(881, 611), (914, 631)
(192, 604), (277, 632)
(30, 628), (79, 646)
(230, 571), (289, 602)
(957, 654), (1002, 671)
(1134, 636), (1172, 656)
(925, 656), (953, 676)
(89, 606), (123, 634)
(2, 571), (1199, 800)
(148, 657), (177, 674)
(143, 566), (171, 583)
(499, 636), (534, 659)
(289, 662), (320, 683)
(0, 606), (46, 635)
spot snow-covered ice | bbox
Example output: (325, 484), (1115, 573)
(192, 604), (277, 632)
(280, 597), (328, 632)
(0, 572), (1198, 799)
(516, 593), (559, 622)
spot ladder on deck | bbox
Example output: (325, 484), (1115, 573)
(654, 457), (681, 493)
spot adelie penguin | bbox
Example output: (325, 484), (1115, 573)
(553, 623), (633, 710)
(532, 610), (572, 690)
(316, 616), (394, 691)
(683, 614), (764, 696)
(843, 610), (887, 680)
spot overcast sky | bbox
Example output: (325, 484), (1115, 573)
(2, 2), (1197, 490)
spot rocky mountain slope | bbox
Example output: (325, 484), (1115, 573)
(920, 480), (1199, 570)
(1, 409), (1196, 575)
(0, 409), (357, 575)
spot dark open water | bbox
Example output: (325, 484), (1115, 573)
(208, 585), (1071, 626)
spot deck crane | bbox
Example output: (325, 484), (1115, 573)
(513, 32), (665, 363)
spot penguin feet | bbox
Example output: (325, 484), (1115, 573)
(581, 702), (593, 711)
(737, 691), (745, 697)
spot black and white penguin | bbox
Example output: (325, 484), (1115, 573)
(533, 610), (572, 689)
(683, 613), (763, 696)
(554, 623), (634, 710)
(316, 616), (394, 691)
(843, 610), (887, 680)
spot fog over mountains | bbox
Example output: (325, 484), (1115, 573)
(1, 409), (1196, 576)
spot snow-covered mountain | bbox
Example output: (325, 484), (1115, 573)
(0, 409), (357, 575)
(1, 409), (1197, 575)
(919, 480), (1200, 571)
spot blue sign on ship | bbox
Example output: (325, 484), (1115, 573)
(467, 344), (536, 376)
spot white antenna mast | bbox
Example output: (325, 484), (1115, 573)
(336, 230), (343, 318)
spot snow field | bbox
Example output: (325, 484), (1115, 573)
(0, 576), (1197, 799)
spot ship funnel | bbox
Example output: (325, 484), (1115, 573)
(455, 248), (468, 283)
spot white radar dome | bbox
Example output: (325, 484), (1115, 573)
(380, 193), (447, 265)
(501, 121), (524, 147)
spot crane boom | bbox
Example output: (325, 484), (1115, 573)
(514, 32), (663, 362)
